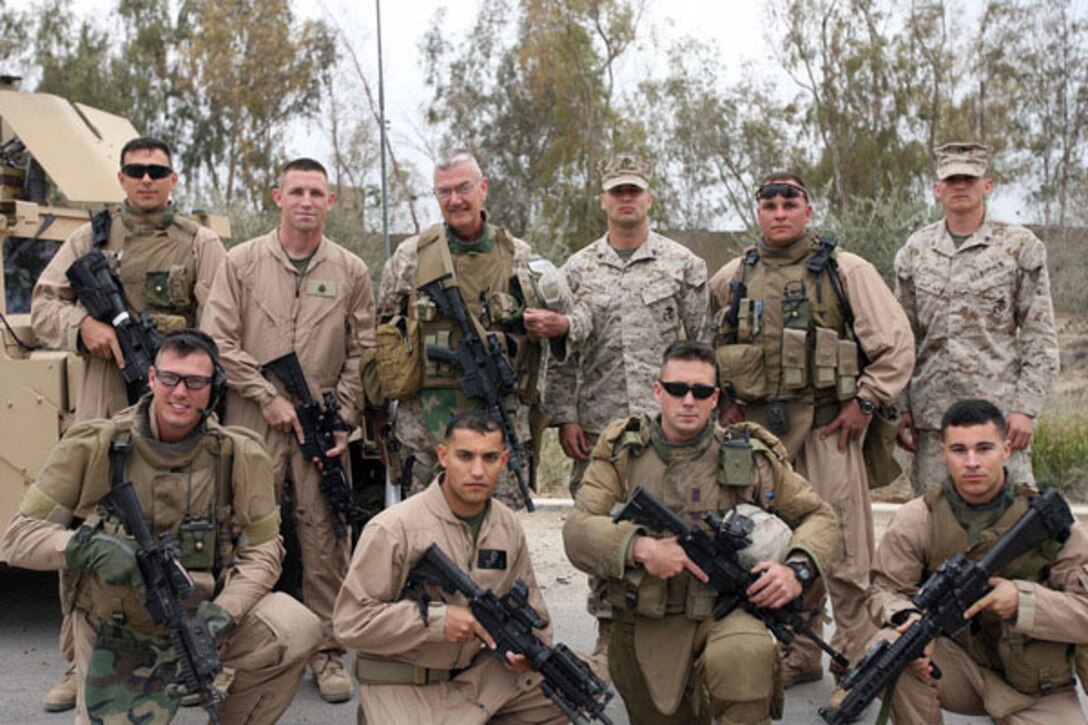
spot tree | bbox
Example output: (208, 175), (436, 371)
(422, 0), (645, 256)
(173, 0), (337, 207)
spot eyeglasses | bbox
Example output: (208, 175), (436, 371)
(155, 370), (214, 390)
(755, 182), (807, 201)
(121, 163), (174, 180)
(433, 179), (480, 200)
(658, 380), (718, 400)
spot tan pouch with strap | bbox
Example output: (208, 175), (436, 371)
(375, 314), (423, 399)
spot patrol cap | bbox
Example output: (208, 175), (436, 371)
(599, 153), (651, 191)
(935, 142), (990, 180)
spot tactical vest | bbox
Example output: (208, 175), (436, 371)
(408, 225), (542, 402)
(715, 235), (860, 406)
(68, 413), (236, 634)
(924, 484), (1073, 695)
(603, 417), (786, 620)
(99, 206), (203, 333)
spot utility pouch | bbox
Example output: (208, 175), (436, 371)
(178, 516), (216, 571)
(375, 314), (423, 399)
(716, 344), (766, 401)
(812, 327), (838, 389)
(836, 339), (859, 399)
(718, 436), (754, 487)
(147, 312), (189, 334)
(864, 404), (903, 489)
(736, 297), (753, 341)
(145, 265), (192, 311)
(780, 328), (808, 389)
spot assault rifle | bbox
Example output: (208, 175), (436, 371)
(819, 488), (1075, 724)
(417, 276), (534, 511)
(107, 441), (223, 723)
(613, 485), (849, 670)
(262, 352), (368, 540)
(66, 246), (161, 405)
(405, 544), (613, 724)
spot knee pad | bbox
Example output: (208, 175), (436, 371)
(699, 628), (777, 702)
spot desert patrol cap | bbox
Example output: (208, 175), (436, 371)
(599, 153), (651, 191)
(935, 142), (990, 180)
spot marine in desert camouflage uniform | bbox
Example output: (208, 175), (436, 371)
(544, 153), (708, 654)
(894, 143), (1059, 493)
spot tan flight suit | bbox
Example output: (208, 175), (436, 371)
(373, 218), (568, 508)
(31, 203), (226, 422)
(200, 229), (376, 661)
(332, 479), (565, 724)
(0, 398), (323, 724)
(30, 202), (226, 672)
(563, 416), (837, 724)
(709, 233), (914, 670)
(867, 485), (1088, 723)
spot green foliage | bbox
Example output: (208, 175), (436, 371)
(1033, 412), (1088, 501)
(818, 192), (937, 284)
(423, 0), (645, 253)
(0, 0), (31, 73)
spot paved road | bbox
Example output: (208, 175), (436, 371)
(2, 501), (1080, 723)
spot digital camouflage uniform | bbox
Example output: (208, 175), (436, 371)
(374, 218), (568, 508)
(563, 416), (837, 724)
(709, 233), (915, 671)
(866, 483), (1088, 722)
(32, 202), (226, 422)
(545, 230), (709, 490)
(200, 229), (376, 664)
(895, 215), (1059, 493)
(1, 398), (323, 724)
(332, 479), (565, 724)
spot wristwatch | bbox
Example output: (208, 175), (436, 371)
(856, 397), (876, 416)
(787, 560), (815, 590)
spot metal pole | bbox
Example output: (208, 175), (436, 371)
(376, 0), (390, 262)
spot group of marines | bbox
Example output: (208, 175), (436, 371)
(2, 132), (1083, 725)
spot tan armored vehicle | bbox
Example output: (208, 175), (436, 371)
(0, 78), (227, 555)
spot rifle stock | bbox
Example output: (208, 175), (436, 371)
(406, 544), (612, 724)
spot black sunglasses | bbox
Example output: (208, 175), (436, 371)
(155, 370), (213, 390)
(658, 380), (718, 400)
(121, 163), (174, 180)
(755, 182), (807, 201)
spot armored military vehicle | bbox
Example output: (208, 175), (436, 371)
(0, 77), (228, 554)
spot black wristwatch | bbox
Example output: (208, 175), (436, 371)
(787, 560), (816, 591)
(856, 397), (876, 416)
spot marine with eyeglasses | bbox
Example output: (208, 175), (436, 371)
(370, 148), (570, 509)
(29, 136), (226, 714)
(707, 172), (915, 692)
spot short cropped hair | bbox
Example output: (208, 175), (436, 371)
(155, 329), (219, 368)
(940, 399), (1007, 439)
(661, 340), (719, 380)
(281, 157), (328, 182)
(435, 148), (483, 177)
(444, 409), (503, 441)
(120, 137), (173, 166)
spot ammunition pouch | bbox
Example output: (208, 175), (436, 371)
(836, 339), (859, 400)
(375, 314), (423, 399)
(997, 634), (1073, 696)
(780, 329), (808, 390)
(606, 563), (720, 622)
(716, 344), (766, 401)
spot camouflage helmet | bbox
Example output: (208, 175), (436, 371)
(719, 504), (793, 570)
(516, 255), (567, 312)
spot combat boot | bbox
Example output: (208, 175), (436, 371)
(43, 665), (77, 713)
(313, 654), (352, 703)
